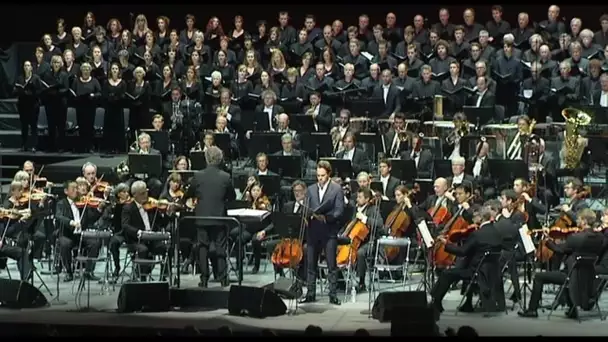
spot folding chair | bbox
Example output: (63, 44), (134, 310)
(591, 273), (608, 321)
(547, 255), (598, 322)
(74, 230), (112, 309)
(0, 257), (12, 280)
(372, 236), (412, 291)
(318, 237), (353, 302)
(457, 251), (507, 316)
(132, 231), (171, 282)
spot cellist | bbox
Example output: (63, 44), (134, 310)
(350, 187), (383, 293)
(512, 178), (546, 231)
(419, 177), (457, 235)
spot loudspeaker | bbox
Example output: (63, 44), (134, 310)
(228, 285), (287, 318)
(372, 291), (427, 322)
(0, 279), (48, 309)
(117, 282), (170, 313)
(263, 277), (303, 299)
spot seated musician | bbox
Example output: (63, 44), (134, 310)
(273, 133), (303, 157)
(348, 187), (383, 292)
(559, 178), (589, 226)
(469, 76), (496, 110)
(254, 152), (278, 176)
(401, 133), (433, 179)
(121, 180), (170, 280)
(378, 159), (400, 201)
(431, 203), (504, 315)
(213, 88), (242, 131)
(419, 177), (457, 233)
(254, 90), (284, 132)
(442, 112), (468, 160)
(19, 163), (51, 260)
(382, 113), (408, 158)
(258, 180), (308, 279)
(129, 132), (163, 198)
(231, 179), (272, 274)
(108, 183), (131, 278)
(0, 181), (33, 280)
(55, 180), (102, 282)
(532, 137), (558, 207)
(447, 157), (475, 189)
(214, 115), (239, 155)
(302, 91), (333, 133)
(335, 133), (371, 175)
(152, 114), (165, 131)
(513, 178), (547, 231)
(173, 155), (191, 171)
(518, 208), (605, 319)
(275, 113), (300, 148)
(330, 109), (355, 154)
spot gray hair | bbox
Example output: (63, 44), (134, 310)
(484, 199), (501, 214)
(118, 49), (130, 58)
(205, 146), (224, 166)
(451, 156), (465, 166)
(82, 162), (97, 173)
(131, 180), (147, 195)
(281, 133), (292, 143)
(13, 171), (29, 182)
(503, 33), (515, 44)
(113, 182), (130, 197)
(479, 205), (494, 222)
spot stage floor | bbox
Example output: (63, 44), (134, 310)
(1, 252), (607, 336)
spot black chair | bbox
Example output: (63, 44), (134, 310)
(547, 255), (599, 322)
(457, 250), (507, 316)
(590, 270), (608, 321)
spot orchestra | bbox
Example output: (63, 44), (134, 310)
(3, 6), (608, 324)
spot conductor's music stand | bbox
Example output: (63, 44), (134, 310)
(291, 114), (316, 132)
(214, 133), (233, 160)
(487, 160), (528, 190)
(388, 158), (417, 184)
(249, 132), (282, 159)
(267, 155), (302, 178)
(128, 153), (162, 177)
(189, 151), (207, 170)
(301, 132), (333, 160)
(320, 158), (353, 179)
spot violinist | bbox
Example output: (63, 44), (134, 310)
(378, 159), (401, 201)
(495, 189), (527, 227)
(595, 209), (608, 275)
(512, 178), (546, 230)
(0, 181), (33, 280)
(518, 208), (605, 319)
(351, 187), (383, 292)
(82, 162), (110, 199)
(431, 203), (504, 316)
(159, 173), (192, 274)
(55, 180), (101, 282)
(108, 183), (132, 278)
(121, 180), (169, 281)
(419, 177), (456, 233)
(19, 164), (52, 259)
(401, 133), (433, 179)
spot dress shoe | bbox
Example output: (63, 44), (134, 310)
(356, 283), (367, 292)
(251, 266), (259, 274)
(63, 274), (74, 282)
(31, 148), (37, 153)
(509, 293), (520, 303)
(299, 296), (316, 304)
(220, 279), (230, 287)
(517, 310), (538, 318)
(112, 268), (120, 278)
(198, 279), (208, 288)
(329, 296), (341, 305)
(565, 306), (579, 319)
(84, 273), (100, 281)
(458, 303), (475, 313)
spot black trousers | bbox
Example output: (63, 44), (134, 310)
(197, 225), (228, 282)
(75, 102), (96, 152)
(306, 237), (338, 297)
(129, 104), (151, 141)
(58, 235), (101, 274)
(129, 241), (169, 276)
(230, 225), (265, 270)
(0, 244), (31, 281)
(528, 271), (567, 311)
(432, 267), (473, 306)
(103, 104), (125, 152)
(108, 235), (126, 270)
(29, 230), (46, 261)
(501, 249), (526, 300)
(18, 101), (39, 148)
(43, 100), (66, 151)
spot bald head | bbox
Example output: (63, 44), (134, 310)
(434, 177), (449, 196)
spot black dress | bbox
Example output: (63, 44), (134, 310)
(103, 79), (127, 153)
(126, 80), (152, 139)
(71, 77), (101, 152)
(14, 74), (41, 150)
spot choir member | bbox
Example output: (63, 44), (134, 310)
(180, 14), (197, 45)
(71, 62), (102, 153)
(106, 18), (123, 47)
(42, 33), (62, 63)
(69, 27), (89, 64)
(53, 18), (72, 51)
(14, 61), (41, 152)
(127, 66), (152, 139)
(33, 47), (50, 77)
(155, 16), (171, 52)
(90, 26), (113, 61)
(40, 55), (69, 152)
(103, 62), (127, 153)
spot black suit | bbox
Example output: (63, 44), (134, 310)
(302, 104), (333, 132)
(495, 211), (528, 300)
(120, 201), (169, 277)
(470, 91), (496, 111)
(212, 104), (242, 129)
(383, 129), (408, 157)
(537, 152), (559, 207)
(401, 149), (433, 179)
(380, 176), (400, 200)
(185, 164), (236, 283)
(447, 174), (476, 189)
(335, 147), (371, 176)
(372, 84), (401, 117)
(55, 198), (101, 276)
(470, 156), (494, 199)
(527, 229), (605, 312)
(254, 104), (284, 131)
(0, 202), (32, 280)
(431, 222), (504, 311)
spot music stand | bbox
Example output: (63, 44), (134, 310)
(172, 170), (195, 184)
(433, 159), (453, 179)
(227, 200), (250, 209)
(463, 106), (495, 128)
(349, 97), (384, 117)
(356, 132), (380, 160)
(142, 130), (170, 155)
(301, 132), (333, 160)
(487, 160), (528, 189)
(370, 181), (383, 195)
(214, 133), (233, 159)
(267, 155), (302, 178)
(388, 158), (417, 184)
(253, 111), (272, 131)
(320, 158), (353, 179)
(189, 151), (207, 170)
(291, 114), (316, 132)
(128, 153), (162, 177)
(249, 132), (282, 159)
(258, 175), (281, 200)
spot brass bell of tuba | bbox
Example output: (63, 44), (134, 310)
(560, 108), (592, 170)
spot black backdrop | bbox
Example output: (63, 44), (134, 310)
(1, 4), (605, 48)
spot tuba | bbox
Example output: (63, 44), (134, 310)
(560, 108), (592, 170)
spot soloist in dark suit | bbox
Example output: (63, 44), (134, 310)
(521, 229), (605, 316)
(431, 221), (504, 312)
(185, 164), (236, 286)
(303, 181), (345, 303)
(55, 198), (101, 279)
(335, 147), (371, 176)
(120, 201), (169, 278)
(401, 148), (433, 179)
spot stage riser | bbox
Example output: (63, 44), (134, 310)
(0, 114), (19, 130)
(0, 153), (91, 172)
(0, 99), (17, 115)
(0, 130), (21, 148)
(44, 155), (124, 184)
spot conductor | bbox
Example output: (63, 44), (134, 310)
(300, 160), (345, 305)
(186, 146), (236, 288)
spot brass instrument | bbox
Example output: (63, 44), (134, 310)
(560, 108), (592, 169)
(216, 104), (228, 117)
(330, 126), (342, 153)
(191, 141), (202, 152)
(397, 128), (409, 142)
(434, 95), (444, 118)
(446, 119), (470, 145)
(129, 134), (139, 153)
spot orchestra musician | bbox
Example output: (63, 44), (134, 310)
(272, 133), (303, 157)
(253, 153), (277, 176)
(382, 113), (408, 158)
(185, 146), (236, 288)
(512, 178), (546, 231)
(351, 187), (383, 292)
(107, 183), (131, 278)
(471, 138), (494, 199)
(120, 180), (170, 281)
(300, 161), (345, 305)
(518, 208), (605, 319)
(20, 163), (52, 260)
(55, 180), (102, 282)
(447, 157), (475, 189)
(302, 92), (333, 133)
(129, 132), (163, 198)
(419, 177), (456, 232)
(330, 109), (355, 154)
(558, 178), (589, 228)
(431, 202), (504, 316)
(0, 181), (33, 280)
(401, 132), (433, 179)
(214, 88), (242, 131)
(443, 112), (468, 160)
(335, 133), (371, 175)
(378, 159), (400, 201)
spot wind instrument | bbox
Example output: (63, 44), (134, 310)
(446, 119), (469, 145)
(434, 95), (444, 118)
(560, 107), (592, 170)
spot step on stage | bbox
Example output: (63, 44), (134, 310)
(0, 259), (606, 336)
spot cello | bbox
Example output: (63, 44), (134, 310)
(433, 194), (475, 268)
(383, 186), (418, 262)
(336, 200), (375, 266)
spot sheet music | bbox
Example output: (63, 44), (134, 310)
(519, 224), (536, 255)
(417, 221), (434, 248)
(227, 208), (270, 219)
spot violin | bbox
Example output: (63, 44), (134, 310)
(33, 176), (54, 188)
(74, 195), (109, 209)
(252, 195), (271, 211)
(142, 197), (182, 211)
(92, 180), (112, 194)
(0, 207), (32, 220)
